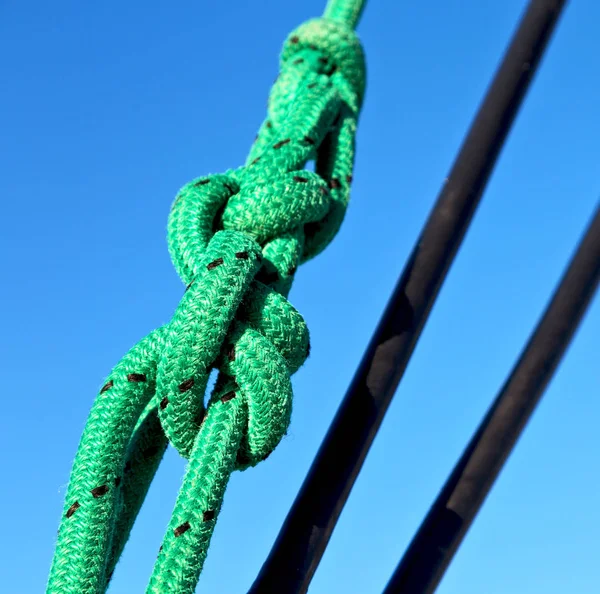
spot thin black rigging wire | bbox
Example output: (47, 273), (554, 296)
(383, 202), (600, 594)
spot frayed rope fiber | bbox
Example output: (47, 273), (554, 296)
(47, 0), (366, 592)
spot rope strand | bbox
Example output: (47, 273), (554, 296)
(324, 0), (366, 29)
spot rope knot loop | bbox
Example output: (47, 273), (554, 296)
(222, 169), (331, 246)
(282, 18), (366, 109)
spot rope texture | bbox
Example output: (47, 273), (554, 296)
(47, 1), (366, 592)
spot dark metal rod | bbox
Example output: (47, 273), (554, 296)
(249, 1), (568, 592)
(383, 202), (600, 594)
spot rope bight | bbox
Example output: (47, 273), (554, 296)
(47, 0), (366, 591)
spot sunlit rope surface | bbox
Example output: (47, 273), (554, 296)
(47, 1), (367, 592)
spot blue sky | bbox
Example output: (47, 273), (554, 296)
(2, 0), (599, 592)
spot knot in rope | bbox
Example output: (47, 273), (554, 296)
(282, 18), (366, 110)
(245, 16), (365, 260)
(158, 175), (310, 460)
(157, 17), (366, 459)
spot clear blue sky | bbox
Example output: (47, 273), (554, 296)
(2, 1), (599, 592)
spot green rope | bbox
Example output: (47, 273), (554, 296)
(324, 0), (366, 28)
(47, 1), (367, 592)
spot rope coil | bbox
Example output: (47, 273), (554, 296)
(48, 1), (366, 592)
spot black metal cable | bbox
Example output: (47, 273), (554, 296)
(383, 202), (600, 594)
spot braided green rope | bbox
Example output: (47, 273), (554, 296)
(47, 1), (366, 592)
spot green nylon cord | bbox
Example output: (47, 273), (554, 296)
(324, 0), (365, 28)
(47, 0), (366, 592)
